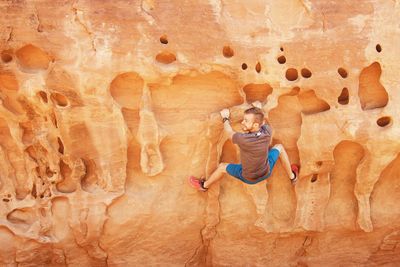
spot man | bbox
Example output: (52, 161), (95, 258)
(189, 107), (299, 191)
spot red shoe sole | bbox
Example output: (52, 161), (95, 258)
(188, 176), (201, 188)
(290, 164), (300, 185)
(291, 164), (299, 175)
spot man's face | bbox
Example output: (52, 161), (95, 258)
(241, 113), (257, 133)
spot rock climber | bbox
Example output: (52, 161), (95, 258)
(189, 106), (299, 191)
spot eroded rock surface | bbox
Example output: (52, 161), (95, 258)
(1, 0), (400, 266)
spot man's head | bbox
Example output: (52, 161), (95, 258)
(241, 107), (265, 133)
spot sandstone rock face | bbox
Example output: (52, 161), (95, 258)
(0, 0), (400, 266)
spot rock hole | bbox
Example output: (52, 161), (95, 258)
(311, 174), (318, 183)
(358, 62), (388, 110)
(7, 208), (35, 224)
(316, 161), (323, 166)
(280, 47), (284, 51)
(15, 44), (51, 71)
(56, 160), (76, 193)
(1, 50), (12, 63)
(19, 122), (34, 145)
(222, 46), (234, 58)
(298, 90), (330, 115)
(277, 55), (286, 64)
(159, 34), (168, 44)
(50, 111), (58, 128)
(35, 166), (40, 176)
(3, 199), (10, 202)
(31, 184), (37, 198)
(38, 91), (48, 103)
(243, 83), (273, 103)
(40, 208), (46, 217)
(81, 158), (99, 192)
(377, 116), (392, 127)
(57, 137), (64, 154)
(255, 62), (261, 73)
(50, 93), (68, 107)
(59, 160), (71, 180)
(46, 167), (53, 177)
(25, 145), (37, 160)
(376, 44), (382, 53)
(241, 63), (248, 70)
(338, 67), (348, 78)
(285, 68), (298, 81)
(109, 72), (144, 108)
(155, 51), (176, 64)
(301, 68), (312, 78)
(338, 87), (349, 105)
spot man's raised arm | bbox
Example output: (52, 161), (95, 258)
(220, 108), (235, 140)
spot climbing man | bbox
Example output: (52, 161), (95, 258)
(189, 106), (299, 191)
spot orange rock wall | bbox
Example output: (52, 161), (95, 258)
(0, 0), (400, 266)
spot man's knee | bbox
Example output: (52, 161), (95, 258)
(273, 144), (283, 152)
(218, 163), (228, 173)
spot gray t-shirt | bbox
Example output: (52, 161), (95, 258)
(232, 124), (272, 180)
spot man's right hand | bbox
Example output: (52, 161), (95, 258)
(220, 108), (235, 140)
(220, 108), (230, 119)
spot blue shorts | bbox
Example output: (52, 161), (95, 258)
(226, 148), (280, 184)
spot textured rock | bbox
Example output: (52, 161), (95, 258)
(1, 0), (400, 266)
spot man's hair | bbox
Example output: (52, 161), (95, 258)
(244, 107), (264, 124)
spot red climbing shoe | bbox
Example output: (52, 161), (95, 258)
(188, 176), (208, 192)
(290, 164), (299, 185)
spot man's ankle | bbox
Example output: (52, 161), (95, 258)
(201, 180), (208, 189)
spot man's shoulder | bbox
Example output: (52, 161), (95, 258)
(232, 131), (250, 145)
(233, 131), (248, 138)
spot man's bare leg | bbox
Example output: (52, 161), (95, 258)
(203, 163), (228, 188)
(273, 144), (296, 180)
